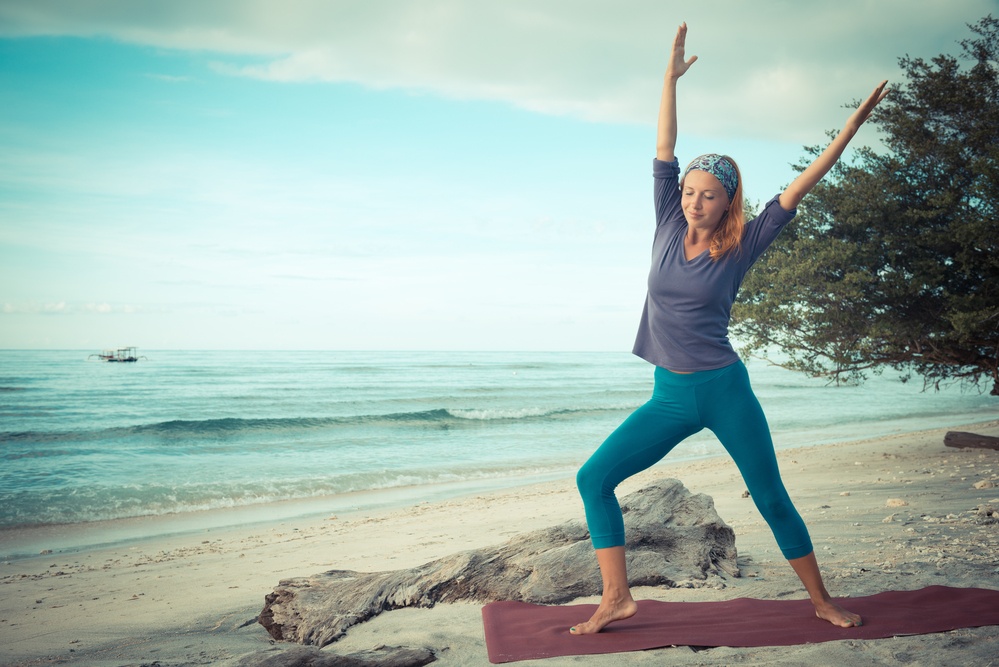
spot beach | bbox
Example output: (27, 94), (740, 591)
(2, 418), (997, 666)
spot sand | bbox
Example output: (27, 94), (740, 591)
(2, 419), (998, 666)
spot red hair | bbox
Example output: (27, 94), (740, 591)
(689, 155), (745, 261)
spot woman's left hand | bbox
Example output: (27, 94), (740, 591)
(779, 80), (891, 211)
(846, 80), (890, 132)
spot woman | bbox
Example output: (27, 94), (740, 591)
(570, 23), (888, 635)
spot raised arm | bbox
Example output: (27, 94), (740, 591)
(656, 22), (697, 162)
(778, 80), (889, 211)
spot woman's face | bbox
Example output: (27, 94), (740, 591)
(681, 170), (730, 231)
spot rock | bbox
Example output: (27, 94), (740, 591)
(235, 644), (437, 667)
(886, 498), (909, 507)
(944, 431), (999, 451)
(978, 504), (999, 519)
(259, 479), (737, 647)
(974, 480), (996, 490)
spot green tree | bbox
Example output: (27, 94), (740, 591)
(732, 15), (999, 395)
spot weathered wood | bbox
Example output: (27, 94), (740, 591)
(945, 431), (999, 451)
(259, 478), (737, 647)
(235, 644), (437, 667)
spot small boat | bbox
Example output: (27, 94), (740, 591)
(88, 346), (147, 363)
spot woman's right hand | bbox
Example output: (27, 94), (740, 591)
(657, 23), (696, 160)
(666, 22), (697, 79)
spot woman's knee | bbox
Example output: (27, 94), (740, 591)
(575, 460), (605, 500)
(753, 492), (798, 524)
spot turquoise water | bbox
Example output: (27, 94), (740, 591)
(1, 350), (995, 532)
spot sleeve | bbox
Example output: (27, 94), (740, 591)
(653, 158), (685, 230)
(741, 194), (797, 264)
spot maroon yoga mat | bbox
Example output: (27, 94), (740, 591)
(482, 586), (999, 663)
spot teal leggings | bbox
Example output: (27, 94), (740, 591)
(576, 360), (813, 560)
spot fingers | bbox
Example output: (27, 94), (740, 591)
(849, 80), (889, 128)
(674, 22), (687, 49)
(860, 81), (889, 110)
(870, 79), (889, 102)
(864, 81), (889, 116)
(868, 80), (889, 106)
(668, 22), (696, 75)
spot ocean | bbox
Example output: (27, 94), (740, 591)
(1, 349), (995, 555)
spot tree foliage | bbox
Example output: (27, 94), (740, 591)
(732, 16), (999, 395)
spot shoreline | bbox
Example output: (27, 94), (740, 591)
(0, 470), (579, 562)
(5, 412), (995, 562)
(2, 418), (998, 666)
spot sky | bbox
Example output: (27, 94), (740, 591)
(1, 0), (996, 351)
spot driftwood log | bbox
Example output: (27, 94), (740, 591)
(235, 644), (437, 667)
(945, 431), (999, 451)
(259, 478), (738, 647)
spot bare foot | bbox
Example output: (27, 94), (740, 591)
(569, 596), (638, 635)
(814, 600), (863, 627)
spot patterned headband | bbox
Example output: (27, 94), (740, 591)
(683, 154), (739, 202)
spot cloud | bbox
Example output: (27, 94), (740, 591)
(1, 0), (993, 140)
(144, 72), (191, 83)
(83, 302), (113, 314)
(0, 301), (140, 315)
(5, 301), (69, 315)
